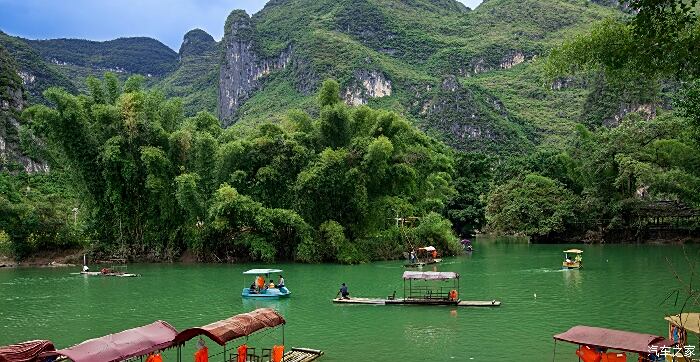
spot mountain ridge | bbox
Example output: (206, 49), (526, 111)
(0, 0), (632, 154)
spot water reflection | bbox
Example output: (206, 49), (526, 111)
(562, 269), (582, 288)
(242, 296), (291, 314)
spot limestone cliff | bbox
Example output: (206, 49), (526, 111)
(0, 45), (48, 173)
(218, 10), (292, 126)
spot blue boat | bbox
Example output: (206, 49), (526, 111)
(241, 268), (291, 298)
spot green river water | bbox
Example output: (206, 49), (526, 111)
(1, 239), (698, 361)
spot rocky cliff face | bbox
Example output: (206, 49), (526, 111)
(218, 10), (292, 126)
(417, 75), (532, 154)
(0, 45), (48, 173)
(343, 70), (392, 106)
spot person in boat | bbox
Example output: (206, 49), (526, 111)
(82, 264), (89, 272)
(249, 281), (258, 294)
(256, 275), (265, 290)
(431, 250), (438, 259)
(146, 351), (163, 362)
(194, 337), (208, 362)
(565, 256), (572, 264)
(268, 279), (276, 289)
(409, 250), (416, 263)
(277, 274), (285, 288)
(336, 283), (350, 299)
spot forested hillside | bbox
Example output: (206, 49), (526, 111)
(1, 0), (698, 263)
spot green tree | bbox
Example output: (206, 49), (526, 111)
(486, 174), (578, 237)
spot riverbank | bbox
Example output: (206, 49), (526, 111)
(0, 249), (83, 268)
(1, 232), (698, 266)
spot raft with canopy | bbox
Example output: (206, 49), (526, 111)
(40, 321), (178, 362)
(0, 340), (55, 362)
(404, 246), (442, 267)
(174, 308), (322, 362)
(552, 325), (675, 362)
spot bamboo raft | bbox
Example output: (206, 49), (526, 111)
(332, 297), (501, 307)
(70, 271), (140, 277)
(283, 347), (324, 362)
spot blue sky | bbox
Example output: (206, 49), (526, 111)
(0, 0), (483, 51)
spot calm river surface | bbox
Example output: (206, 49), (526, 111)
(1, 239), (698, 361)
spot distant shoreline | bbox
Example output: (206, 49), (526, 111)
(1, 236), (698, 268)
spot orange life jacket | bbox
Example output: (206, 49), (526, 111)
(576, 346), (602, 362)
(272, 345), (285, 362)
(194, 346), (208, 362)
(237, 344), (248, 362)
(256, 276), (265, 288)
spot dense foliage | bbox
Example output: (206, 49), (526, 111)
(15, 77), (461, 262)
(483, 0), (700, 240)
(28, 37), (178, 76)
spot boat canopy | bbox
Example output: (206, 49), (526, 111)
(40, 321), (177, 362)
(403, 271), (459, 280)
(174, 308), (286, 346)
(0, 340), (55, 362)
(243, 269), (283, 275)
(417, 246), (436, 252)
(665, 312), (700, 334)
(563, 249), (583, 253)
(553, 326), (673, 353)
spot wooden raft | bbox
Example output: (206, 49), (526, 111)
(332, 297), (501, 307)
(282, 347), (324, 362)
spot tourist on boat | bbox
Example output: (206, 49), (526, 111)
(249, 282), (258, 294)
(146, 351), (163, 362)
(82, 264), (89, 272)
(268, 279), (276, 289)
(336, 283), (350, 299)
(278, 275), (285, 288)
(256, 275), (265, 289)
(195, 337), (208, 362)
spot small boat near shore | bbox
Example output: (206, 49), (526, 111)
(71, 255), (139, 277)
(71, 271), (139, 277)
(404, 246), (442, 267)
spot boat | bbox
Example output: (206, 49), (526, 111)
(562, 249), (583, 269)
(404, 246), (442, 267)
(70, 256), (139, 277)
(332, 271), (501, 307)
(461, 239), (474, 252)
(73, 271), (139, 277)
(552, 325), (675, 362)
(665, 312), (699, 358)
(175, 308), (322, 362)
(39, 308), (323, 362)
(242, 268), (291, 298)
